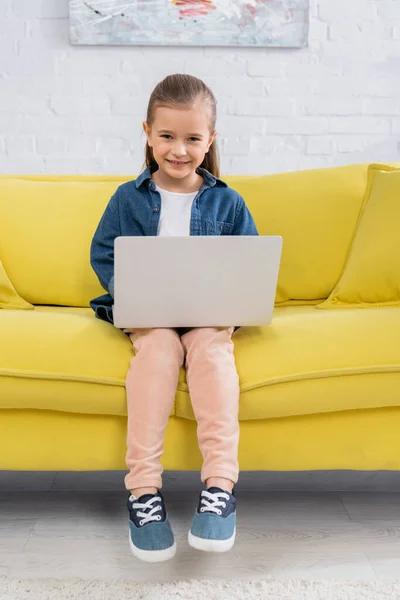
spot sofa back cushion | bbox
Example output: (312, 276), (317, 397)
(0, 178), (122, 307)
(0, 164), (393, 307)
(225, 164), (371, 304)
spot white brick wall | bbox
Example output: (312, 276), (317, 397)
(1, 0), (399, 175)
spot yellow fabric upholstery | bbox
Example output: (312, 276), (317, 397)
(2, 305), (399, 422)
(180, 305), (400, 420)
(0, 306), (136, 416)
(224, 164), (371, 304)
(2, 407), (400, 472)
(1, 164), (400, 473)
(318, 165), (400, 308)
(0, 179), (120, 306)
(0, 259), (34, 310)
(0, 164), (387, 307)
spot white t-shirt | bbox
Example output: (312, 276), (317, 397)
(156, 185), (198, 237)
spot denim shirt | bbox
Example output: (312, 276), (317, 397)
(90, 166), (258, 324)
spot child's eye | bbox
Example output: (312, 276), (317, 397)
(161, 134), (172, 139)
(189, 137), (200, 142)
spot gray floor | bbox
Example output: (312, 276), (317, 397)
(1, 470), (400, 582)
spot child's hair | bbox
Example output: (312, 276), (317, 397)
(144, 74), (220, 178)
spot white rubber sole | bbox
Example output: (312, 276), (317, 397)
(129, 532), (176, 563)
(188, 527), (236, 553)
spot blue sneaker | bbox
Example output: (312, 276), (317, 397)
(127, 491), (176, 562)
(188, 486), (236, 552)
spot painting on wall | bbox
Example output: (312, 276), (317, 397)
(69, 1), (309, 48)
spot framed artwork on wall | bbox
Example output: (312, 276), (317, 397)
(69, 0), (309, 48)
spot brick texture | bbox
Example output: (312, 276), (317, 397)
(1, 0), (399, 174)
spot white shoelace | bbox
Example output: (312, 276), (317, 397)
(199, 490), (230, 515)
(129, 494), (163, 526)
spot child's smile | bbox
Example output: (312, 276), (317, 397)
(166, 159), (191, 168)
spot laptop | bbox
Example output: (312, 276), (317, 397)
(112, 236), (282, 329)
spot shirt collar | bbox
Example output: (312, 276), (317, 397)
(135, 165), (227, 190)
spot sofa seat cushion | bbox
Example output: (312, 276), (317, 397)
(176, 306), (400, 420)
(1, 306), (400, 421)
(0, 306), (137, 416)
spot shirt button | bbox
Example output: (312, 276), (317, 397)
(220, 224), (223, 231)
(153, 207), (159, 213)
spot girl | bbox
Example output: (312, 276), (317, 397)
(90, 74), (258, 563)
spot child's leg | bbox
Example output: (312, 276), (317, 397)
(180, 327), (239, 492)
(124, 328), (185, 495)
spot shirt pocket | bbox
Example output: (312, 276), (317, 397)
(206, 220), (234, 235)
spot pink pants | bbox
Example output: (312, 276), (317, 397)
(123, 327), (240, 492)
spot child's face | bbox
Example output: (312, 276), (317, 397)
(143, 103), (217, 181)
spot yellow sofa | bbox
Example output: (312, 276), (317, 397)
(1, 163), (400, 474)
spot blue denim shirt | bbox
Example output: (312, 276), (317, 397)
(90, 166), (258, 324)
